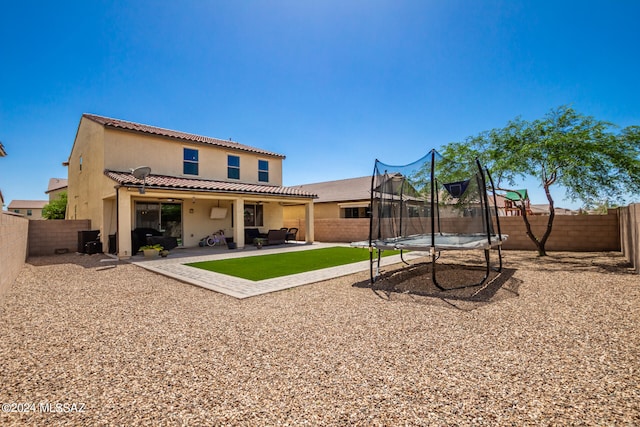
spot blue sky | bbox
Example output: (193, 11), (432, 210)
(1, 0), (639, 210)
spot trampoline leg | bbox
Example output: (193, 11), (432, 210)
(370, 248), (382, 283)
(494, 245), (504, 272)
(431, 249), (446, 291)
(432, 248), (493, 291)
(369, 248), (374, 284)
(400, 249), (410, 265)
(484, 249), (491, 279)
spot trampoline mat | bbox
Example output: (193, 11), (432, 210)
(352, 233), (507, 251)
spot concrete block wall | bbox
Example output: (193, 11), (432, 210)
(28, 219), (91, 257)
(0, 212), (29, 298)
(497, 211), (620, 251)
(287, 210), (622, 253)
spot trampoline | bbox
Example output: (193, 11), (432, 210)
(352, 149), (507, 290)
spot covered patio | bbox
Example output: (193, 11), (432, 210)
(101, 170), (317, 258)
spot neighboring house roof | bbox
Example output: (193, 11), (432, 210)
(0, 141), (6, 157)
(530, 204), (576, 215)
(290, 176), (372, 203)
(105, 170), (317, 199)
(7, 200), (48, 209)
(83, 114), (286, 159)
(46, 178), (68, 193)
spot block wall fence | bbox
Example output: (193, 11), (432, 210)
(28, 220), (91, 257)
(0, 212), (29, 298)
(285, 208), (626, 254)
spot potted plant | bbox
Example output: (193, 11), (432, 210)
(139, 244), (163, 258)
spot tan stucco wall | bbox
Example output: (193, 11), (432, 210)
(284, 201), (369, 220)
(66, 117), (105, 228)
(180, 197), (284, 246)
(173, 197), (235, 248)
(0, 212), (28, 299)
(103, 128), (283, 186)
(8, 208), (45, 220)
(284, 202), (339, 220)
(47, 188), (67, 202)
(283, 204), (305, 220)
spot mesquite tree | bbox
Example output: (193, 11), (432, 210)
(442, 106), (640, 256)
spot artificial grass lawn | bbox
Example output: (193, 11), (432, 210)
(186, 246), (400, 281)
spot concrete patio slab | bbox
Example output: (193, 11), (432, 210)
(132, 242), (426, 298)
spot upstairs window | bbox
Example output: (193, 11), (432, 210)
(228, 155), (240, 180)
(183, 148), (199, 175)
(258, 160), (269, 182)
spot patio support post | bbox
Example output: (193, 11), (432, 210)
(305, 200), (314, 243)
(234, 198), (245, 248)
(117, 190), (132, 259)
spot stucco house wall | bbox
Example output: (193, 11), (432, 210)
(66, 114), (315, 257)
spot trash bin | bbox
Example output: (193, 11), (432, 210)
(226, 237), (236, 249)
(78, 230), (100, 253)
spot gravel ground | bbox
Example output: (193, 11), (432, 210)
(0, 250), (638, 426)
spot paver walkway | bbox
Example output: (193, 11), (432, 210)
(132, 242), (425, 299)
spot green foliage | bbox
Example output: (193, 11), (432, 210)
(441, 106), (640, 255)
(139, 244), (164, 251)
(443, 106), (640, 206)
(42, 192), (67, 220)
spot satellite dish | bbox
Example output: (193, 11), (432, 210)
(131, 166), (151, 180)
(131, 166), (151, 194)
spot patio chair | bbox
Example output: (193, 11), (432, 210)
(286, 227), (298, 242)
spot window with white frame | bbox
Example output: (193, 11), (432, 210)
(258, 160), (269, 182)
(228, 155), (240, 179)
(183, 148), (199, 175)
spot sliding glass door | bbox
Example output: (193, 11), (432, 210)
(135, 202), (182, 242)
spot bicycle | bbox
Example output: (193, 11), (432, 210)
(199, 229), (227, 247)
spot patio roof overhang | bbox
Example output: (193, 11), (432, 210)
(105, 170), (317, 200)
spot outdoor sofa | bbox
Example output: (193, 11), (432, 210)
(246, 228), (287, 246)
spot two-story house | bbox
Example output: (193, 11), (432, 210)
(66, 114), (316, 258)
(7, 200), (48, 219)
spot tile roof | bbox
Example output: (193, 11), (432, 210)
(289, 176), (372, 203)
(83, 114), (286, 159)
(105, 170), (317, 199)
(46, 178), (68, 193)
(0, 142), (6, 157)
(7, 200), (48, 209)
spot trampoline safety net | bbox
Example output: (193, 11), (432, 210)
(356, 149), (506, 289)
